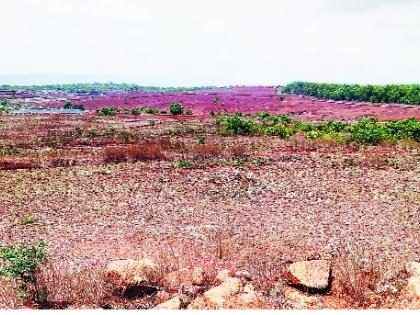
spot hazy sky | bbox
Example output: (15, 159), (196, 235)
(1, 0), (420, 86)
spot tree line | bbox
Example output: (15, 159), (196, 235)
(283, 82), (420, 105)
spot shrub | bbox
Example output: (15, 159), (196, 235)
(348, 118), (386, 145)
(223, 114), (255, 135)
(212, 97), (220, 104)
(197, 136), (206, 144)
(0, 240), (48, 306)
(97, 107), (119, 116)
(17, 214), (37, 225)
(177, 160), (192, 168)
(185, 109), (193, 115)
(192, 144), (223, 159)
(126, 143), (164, 162)
(103, 147), (127, 164)
(63, 101), (84, 110)
(0, 147), (19, 155)
(169, 103), (184, 115)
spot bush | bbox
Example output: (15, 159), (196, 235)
(223, 114), (255, 135)
(169, 103), (184, 115)
(103, 147), (127, 164)
(348, 118), (386, 145)
(197, 136), (206, 144)
(185, 109), (193, 115)
(63, 101), (84, 110)
(97, 107), (119, 116)
(0, 240), (48, 305)
(132, 107), (160, 115)
(126, 143), (164, 161)
(177, 160), (192, 168)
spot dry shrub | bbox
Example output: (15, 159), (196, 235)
(35, 263), (109, 309)
(103, 147), (127, 164)
(333, 249), (394, 308)
(228, 145), (247, 158)
(49, 158), (77, 168)
(0, 161), (38, 170)
(127, 144), (164, 162)
(192, 144), (223, 159)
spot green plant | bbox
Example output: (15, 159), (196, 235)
(185, 109), (193, 115)
(198, 136), (206, 144)
(348, 118), (386, 145)
(169, 103), (184, 115)
(177, 160), (192, 168)
(0, 147), (19, 155)
(96, 107), (119, 116)
(223, 114), (255, 135)
(17, 214), (37, 225)
(0, 240), (48, 306)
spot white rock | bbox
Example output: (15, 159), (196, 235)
(286, 260), (331, 291)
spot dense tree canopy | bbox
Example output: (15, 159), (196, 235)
(283, 82), (420, 105)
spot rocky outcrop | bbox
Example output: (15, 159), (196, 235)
(105, 258), (158, 287)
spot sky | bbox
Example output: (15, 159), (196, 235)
(1, 0), (420, 86)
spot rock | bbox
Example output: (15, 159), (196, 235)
(238, 291), (258, 304)
(407, 276), (420, 299)
(153, 291), (171, 304)
(235, 270), (252, 281)
(192, 267), (206, 285)
(283, 287), (321, 309)
(406, 262), (420, 277)
(162, 267), (206, 292)
(286, 260), (331, 292)
(105, 258), (158, 286)
(243, 283), (255, 293)
(215, 269), (232, 283)
(154, 296), (181, 310)
(204, 277), (241, 305)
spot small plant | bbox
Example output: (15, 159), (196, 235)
(96, 107), (119, 116)
(185, 109), (193, 115)
(17, 214), (37, 225)
(0, 240), (49, 306)
(63, 101), (84, 110)
(177, 160), (193, 168)
(169, 103), (184, 115)
(198, 136), (206, 144)
(149, 119), (156, 126)
(0, 147), (19, 155)
(103, 147), (127, 164)
(212, 97), (220, 104)
(223, 114), (255, 135)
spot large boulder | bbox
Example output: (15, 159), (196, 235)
(203, 277), (241, 306)
(286, 260), (331, 292)
(105, 258), (158, 287)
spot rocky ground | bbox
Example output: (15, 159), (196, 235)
(0, 113), (419, 309)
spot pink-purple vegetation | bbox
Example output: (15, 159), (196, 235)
(45, 86), (420, 121)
